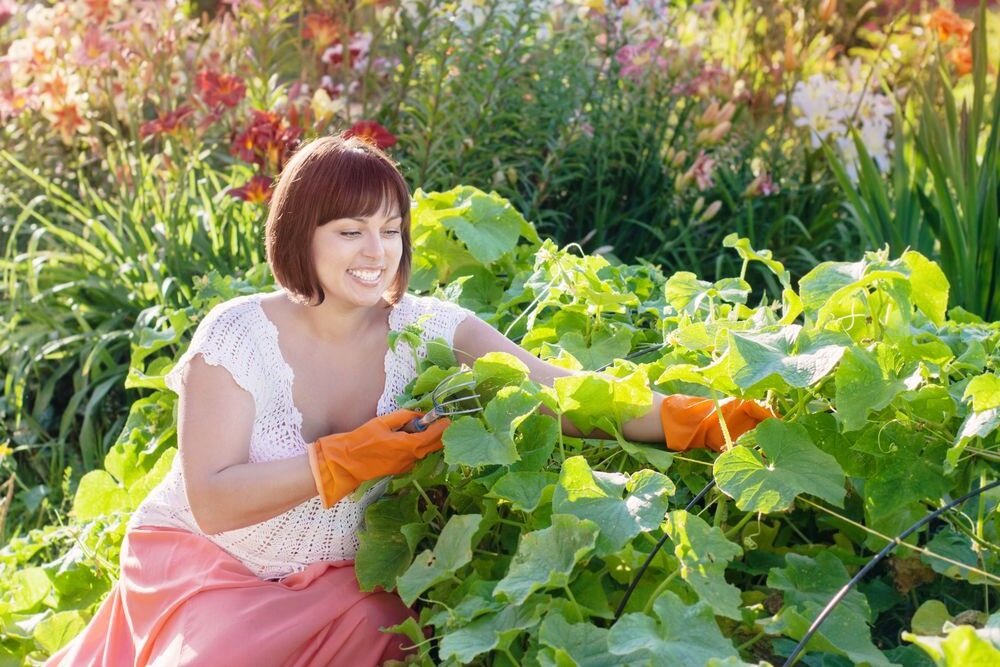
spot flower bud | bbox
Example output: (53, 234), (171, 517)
(700, 100), (720, 126)
(708, 120), (731, 143)
(818, 0), (837, 23)
(716, 102), (737, 124)
(700, 200), (723, 222)
(671, 149), (688, 168)
(692, 196), (705, 215)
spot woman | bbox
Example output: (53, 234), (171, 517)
(47, 135), (772, 666)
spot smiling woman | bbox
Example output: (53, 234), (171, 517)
(44, 134), (772, 666)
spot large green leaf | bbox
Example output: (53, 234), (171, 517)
(437, 599), (546, 663)
(72, 471), (127, 521)
(356, 494), (423, 592)
(834, 345), (908, 432)
(608, 591), (740, 666)
(766, 552), (889, 666)
(396, 514), (482, 606)
(663, 510), (743, 620)
(552, 457), (674, 555)
(713, 420), (845, 513)
(442, 416), (520, 467)
(537, 610), (630, 666)
(728, 326), (847, 391)
(488, 471), (558, 513)
(493, 513), (599, 605)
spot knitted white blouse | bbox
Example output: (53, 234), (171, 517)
(129, 291), (473, 580)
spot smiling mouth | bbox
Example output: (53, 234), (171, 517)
(347, 269), (384, 284)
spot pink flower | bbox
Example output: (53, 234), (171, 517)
(343, 120), (396, 150)
(686, 150), (716, 191)
(73, 26), (115, 68)
(615, 39), (667, 80)
(744, 171), (779, 198)
(0, 0), (16, 28)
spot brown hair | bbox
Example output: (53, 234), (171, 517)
(265, 135), (412, 305)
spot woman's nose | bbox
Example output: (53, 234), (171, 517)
(361, 230), (385, 258)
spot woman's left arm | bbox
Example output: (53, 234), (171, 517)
(453, 315), (665, 443)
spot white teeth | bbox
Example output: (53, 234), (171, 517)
(347, 269), (382, 283)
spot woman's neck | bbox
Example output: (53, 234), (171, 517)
(284, 291), (391, 344)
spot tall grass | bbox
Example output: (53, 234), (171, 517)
(0, 143), (266, 534)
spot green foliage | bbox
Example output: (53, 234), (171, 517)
(5, 158), (999, 663)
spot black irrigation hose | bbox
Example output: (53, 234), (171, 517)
(613, 478), (717, 620)
(782, 478), (1000, 667)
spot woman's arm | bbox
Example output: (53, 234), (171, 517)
(178, 355), (316, 534)
(453, 316), (666, 443)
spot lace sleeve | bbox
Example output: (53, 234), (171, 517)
(164, 297), (264, 406)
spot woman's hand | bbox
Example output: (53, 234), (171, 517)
(660, 395), (777, 452)
(308, 410), (449, 508)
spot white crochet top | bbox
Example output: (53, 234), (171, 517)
(129, 291), (472, 580)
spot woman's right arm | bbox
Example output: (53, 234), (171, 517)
(178, 354), (317, 535)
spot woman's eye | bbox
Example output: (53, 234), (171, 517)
(382, 229), (401, 236)
(340, 231), (362, 238)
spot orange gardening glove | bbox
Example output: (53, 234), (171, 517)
(307, 409), (450, 508)
(660, 395), (777, 452)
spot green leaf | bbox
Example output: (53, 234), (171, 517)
(443, 417), (520, 467)
(483, 386), (541, 442)
(396, 514), (482, 606)
(488, 472), (558, 512)
(714, 420), (845, 513)
(538, 610), (629, 666)
(356, 493), (422, 592)
(723, 234), (791, 288)
(834, 346), (907, 431)
(963, 373), (1000, 412)
(904, 616), (1000, 665)
(8, 568), (52, 613)
(440, 190), (524, 265)
(921, 529), (983, 583)
(608, 591), (739, 666)
(554, 368), (652, 437)
(558, 327), (633, 371)
(438, 600), (545, 663)
(33, 610), (87, 654)
(473, 351), (531, 402)
(767, 552), (889, 666)
(553, 457), (674, 555)
(72, 470), (127, 521)
(863, 447), (950, 540)
(728, 327), (847, 391)
(910, 600), (951, 636)
(493, 514), (599, 605)
(663, 510), (744, 620)
(901, 250), (949, 326)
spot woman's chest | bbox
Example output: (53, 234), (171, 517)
(282, 344), (390, 443)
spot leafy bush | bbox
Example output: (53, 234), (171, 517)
(7, 214), (1000, 664)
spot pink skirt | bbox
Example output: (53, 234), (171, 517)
(45, 525), (415, 666)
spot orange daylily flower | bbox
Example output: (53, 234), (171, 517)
(947, 46), (973, 76)
(302, 13), (340, 52)
(139, 105), (195, 138)
(928, 8), (975, 44)
(195, 69), (246, 109)
(228, 174), (273, 204)
(343, 120), (396, 150)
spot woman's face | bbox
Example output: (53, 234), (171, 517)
(311, 202), (403, 309)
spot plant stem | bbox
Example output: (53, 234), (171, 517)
(642, 570), (679, 614)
